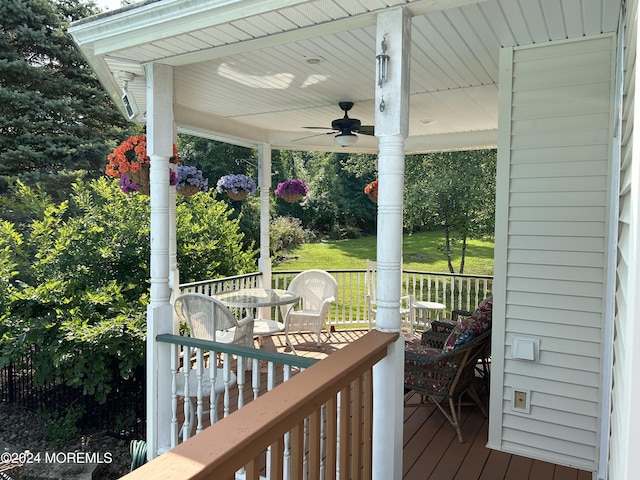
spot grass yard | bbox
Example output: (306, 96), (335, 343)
(274, 230), (494, 276)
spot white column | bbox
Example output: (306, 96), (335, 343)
(372, 8), (410, 480)
(169, 157), (179, 315)
(258, 143), (272, 286)
(146, 62), (175, 459)
(258, 144), (273, 319)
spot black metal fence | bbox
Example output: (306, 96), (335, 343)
(0, 356), (145, 440)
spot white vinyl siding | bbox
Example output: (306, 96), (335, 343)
(489, 34), (615, 472)
(608, 1), (640, 478)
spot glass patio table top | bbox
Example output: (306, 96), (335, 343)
(212, 288), (299, 309)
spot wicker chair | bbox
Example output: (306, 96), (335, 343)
(281, 269), (338, 354)
(174, 293), (254, 348)
(404, 328), (491, 443)
(173, 293), (254, 433)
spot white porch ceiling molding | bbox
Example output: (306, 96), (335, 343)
(69, 0), (620, 154)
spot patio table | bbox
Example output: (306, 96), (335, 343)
(212, 288), (300, 346)
(411, 301), (446, 332)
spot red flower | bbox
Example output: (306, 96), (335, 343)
(106, 135), (179, 178)
(364, 180), (378, 196)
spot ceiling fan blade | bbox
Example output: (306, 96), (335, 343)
(291, 131), (334, 142)
(357, 125), (375, 136)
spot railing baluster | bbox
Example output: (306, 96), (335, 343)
(271, 436), (285, 480)
(195, 347), (204, 433)
(252, 358), (260, 400)
(338, 386), (350, 479)
(223, 352), (232, 418)
(363, 370), (373, 480)
(308, 410), (321, 480)
(171, 344), (179, 448)
(325, 397), (337, 480)
(182, 346), (191, 442)
(290, 422), (305, 480)
(237, 355), (245, 411)
(210, 360), (218, 424)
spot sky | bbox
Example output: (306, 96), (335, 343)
(95, 0), (130, 11)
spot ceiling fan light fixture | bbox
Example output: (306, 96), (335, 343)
(335, 132), (357, 147)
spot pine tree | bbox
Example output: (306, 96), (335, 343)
(0, 0), (133, 185)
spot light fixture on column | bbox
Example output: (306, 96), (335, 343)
(335, 132), (357, 147)
(376, 35), (390, 87)
(118, 71), (138, 119)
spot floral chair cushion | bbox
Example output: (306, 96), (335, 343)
(442, 295), (493, 353)
(404, 345), (453, 393)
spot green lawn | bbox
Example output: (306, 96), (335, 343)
(274, 230), (494, 276)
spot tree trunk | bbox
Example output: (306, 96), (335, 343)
(459, 235), (467, 274)
(445, 226), (454, 273)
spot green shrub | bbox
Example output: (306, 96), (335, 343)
(39, 405), (85, 449)
(0, 178), (257, 404)
(269, 215), (313, 257)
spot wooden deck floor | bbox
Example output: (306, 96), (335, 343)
(263, 329), (592, 480)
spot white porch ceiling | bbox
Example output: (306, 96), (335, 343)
(70, 0), (621, 153)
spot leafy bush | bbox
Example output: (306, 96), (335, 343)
(270, 216), (313, 257)
(40, 405), (85, 449)
(0, 178), (257, 405)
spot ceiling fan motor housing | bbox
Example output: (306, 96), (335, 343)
(332, 116), (361, 133)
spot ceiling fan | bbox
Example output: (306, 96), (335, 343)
(296, 102), (374, 146)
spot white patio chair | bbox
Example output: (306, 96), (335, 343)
(173, 293), (254, 433)
(365, 259), (413, 330)
(281, 269), (337, 354)
(174, 293), (254, 348)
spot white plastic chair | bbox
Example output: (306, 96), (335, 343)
(173, 293), (254, 433)
(282, 270), (338, 354)
(365, 259), (413, 330)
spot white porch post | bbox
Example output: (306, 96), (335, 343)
(146, 62), (175, 459)
(372, 8), (410, 480)
(258, 143), (272, 319)
(258, 143), (272, 286)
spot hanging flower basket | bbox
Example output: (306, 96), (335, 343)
(176, 166), (208, 196)
(176, 185), (201, 197)
(279, 192), (304, 203)
(275, 179), (309, 203)
(119, 166), (177, 195)
(124, 163), (150, 186)
(364, 180), (378, 204)
(106, 134), (179, 195)
(216, 174), (257, 201)
(226, 190), (249, 201)
(121, 163), (151, 194)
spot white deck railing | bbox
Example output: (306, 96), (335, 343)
(179, 270), (493, 327)
(156, 334), (318, 448)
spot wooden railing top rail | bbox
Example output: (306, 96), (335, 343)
(124, 330), (398, 480)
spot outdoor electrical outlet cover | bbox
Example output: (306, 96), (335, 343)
(512, 388), (531, 414)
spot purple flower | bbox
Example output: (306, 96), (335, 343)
(274, 179), (309, 197)
(216, 174), (257, 195)
(169, 168), (178, 187)
(118, 168), (177, 194)
(177, 165), (208, 191)
(119, 175), (139, 194)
